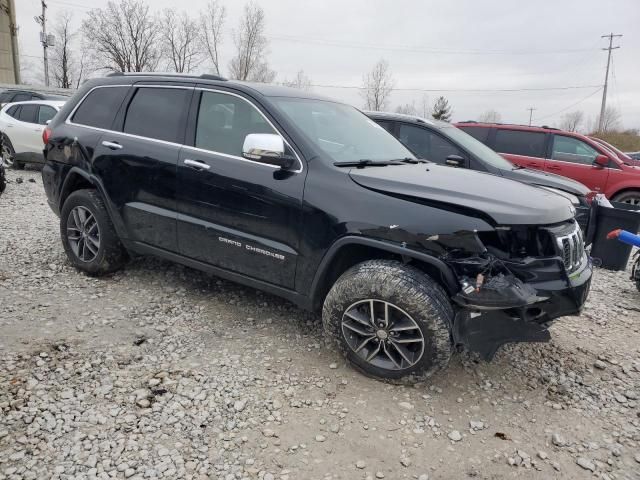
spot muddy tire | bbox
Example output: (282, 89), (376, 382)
(60, 189), (127, 276)
(323, 260), (454, 382)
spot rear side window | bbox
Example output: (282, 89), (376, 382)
(38, 105), (57, 125)
(12, 93), (32, 102)
(16, 104), (38, 123)
(72, 86), (129, 129)
(123, 87), (190, 143)
(494, 129), (546, 158)
(6, 105), (20, 118)
(458, 126), (489, 144)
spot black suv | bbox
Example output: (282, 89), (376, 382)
(42, 73), (592, 381)
(367, 112), (593, 233)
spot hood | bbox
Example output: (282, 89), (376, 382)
(502, 167), (590, 196)
(349, 164), (576, 226)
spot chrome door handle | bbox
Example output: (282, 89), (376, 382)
(101, 140), (122, 150)
(184, 159), (210, 170)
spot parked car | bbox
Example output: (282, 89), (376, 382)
(0, 100), (66, 169)
(627, 152), (640, 161)
(456, 122), (640, 205)
(42, 73), (591, 381)
(367, 112), (592, 232)
(0, 89), (68, 108)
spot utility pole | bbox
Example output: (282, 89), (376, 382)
(34, 0), (50, 86)
(527, 107), (536, 126)
(598, 33), (622, 132)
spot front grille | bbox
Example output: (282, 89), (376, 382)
(554, 222), (585, 272)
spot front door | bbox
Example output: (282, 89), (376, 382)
(545, 134), (610, 193)
(176, 89), (305, 288)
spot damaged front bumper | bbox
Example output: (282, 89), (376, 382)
(451, 255), (592, 360)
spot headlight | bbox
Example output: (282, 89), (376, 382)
(536, 186), (580, 206)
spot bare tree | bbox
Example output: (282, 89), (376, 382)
(160, 9), (201, 73)
(395, 102), (418, 115)
(82, 0), (160, 72)
(50, 12), (77, 89)
(361, 59), (394, 111)
(478, 109), (502, 123)
(283, 70), (312, 90)
(595, 106), (622, 133)
(228, 2), (276, 82)
(198, 1), (226, 76)
(431, 96), (452, 121)
(559, 111), (584, 132)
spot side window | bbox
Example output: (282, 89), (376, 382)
(551, 135), (599, 165)
(0, 92), (13, 103)
(37, 105), (57, 125)
(493, 129), (546, 158)
(12, 93), (32, 102)
(375, 120), (395, 134)
(16, 104), (38, 123)
(195, 91), (276, 157)
(123, 87), (190, 143)
(458, 126), (489, 144)
(72, 86), (129, 129)
(398, 124), (463, 164)
(6, 105), (20, 118)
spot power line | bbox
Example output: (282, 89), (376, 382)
(306, 83), (603, 93)
(533, 87), (603, 122)
(267, 34), (600, 56)
(47, 0), (92, 9)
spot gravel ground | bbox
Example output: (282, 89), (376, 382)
(1, 168), (640, 480)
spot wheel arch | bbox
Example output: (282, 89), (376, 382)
(309, 236), (459, 311)
(58, 168), (129, 242)
(610, 186), (640, 202)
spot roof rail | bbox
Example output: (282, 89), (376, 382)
(105, 72), (227, 81)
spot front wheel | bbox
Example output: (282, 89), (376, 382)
(1, 137), (18, 168)
(323, 260), (453, 382)
(612, 190), (640, 206)
(60, 189), (127, 275)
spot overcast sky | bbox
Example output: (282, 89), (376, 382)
(15, 0), (640, 130)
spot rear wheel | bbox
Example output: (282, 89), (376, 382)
(323, 260), (453, 382)
(612, 190), (640, 206)
(1, 137), (19, 169)
(60, 189), (127, 275)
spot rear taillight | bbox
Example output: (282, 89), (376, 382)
(42, 127), (52, 145)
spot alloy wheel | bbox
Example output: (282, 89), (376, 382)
(66, 206), (101, 262)
(341, 299), (425, 371)
(620, 196), (640, 206)
(1, 143), (13, 167)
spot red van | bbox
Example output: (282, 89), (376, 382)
(456, 122), (640, 205)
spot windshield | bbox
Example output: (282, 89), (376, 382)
(270, 97), (414, 163)
(590, 137), (631, 161)
(440, 125), (515, 170)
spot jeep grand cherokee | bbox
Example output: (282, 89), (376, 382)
(42, 73), (592, 381)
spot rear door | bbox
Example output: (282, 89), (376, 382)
(492, 128), (547, 170)
(545, 134), (609, 192)
(11, 104), (40, 153)
(91, 85), (193, 253)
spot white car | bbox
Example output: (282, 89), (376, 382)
(0, 100), (66, 169)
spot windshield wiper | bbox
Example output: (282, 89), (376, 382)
(394, 157), (429, 164)
(333, 159), (405, 168)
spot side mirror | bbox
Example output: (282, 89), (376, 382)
(242, 133), (295, 169)
(46, 120), (51, 125)
(445, 154), (466, 167)
(593, 154), (609, 168)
